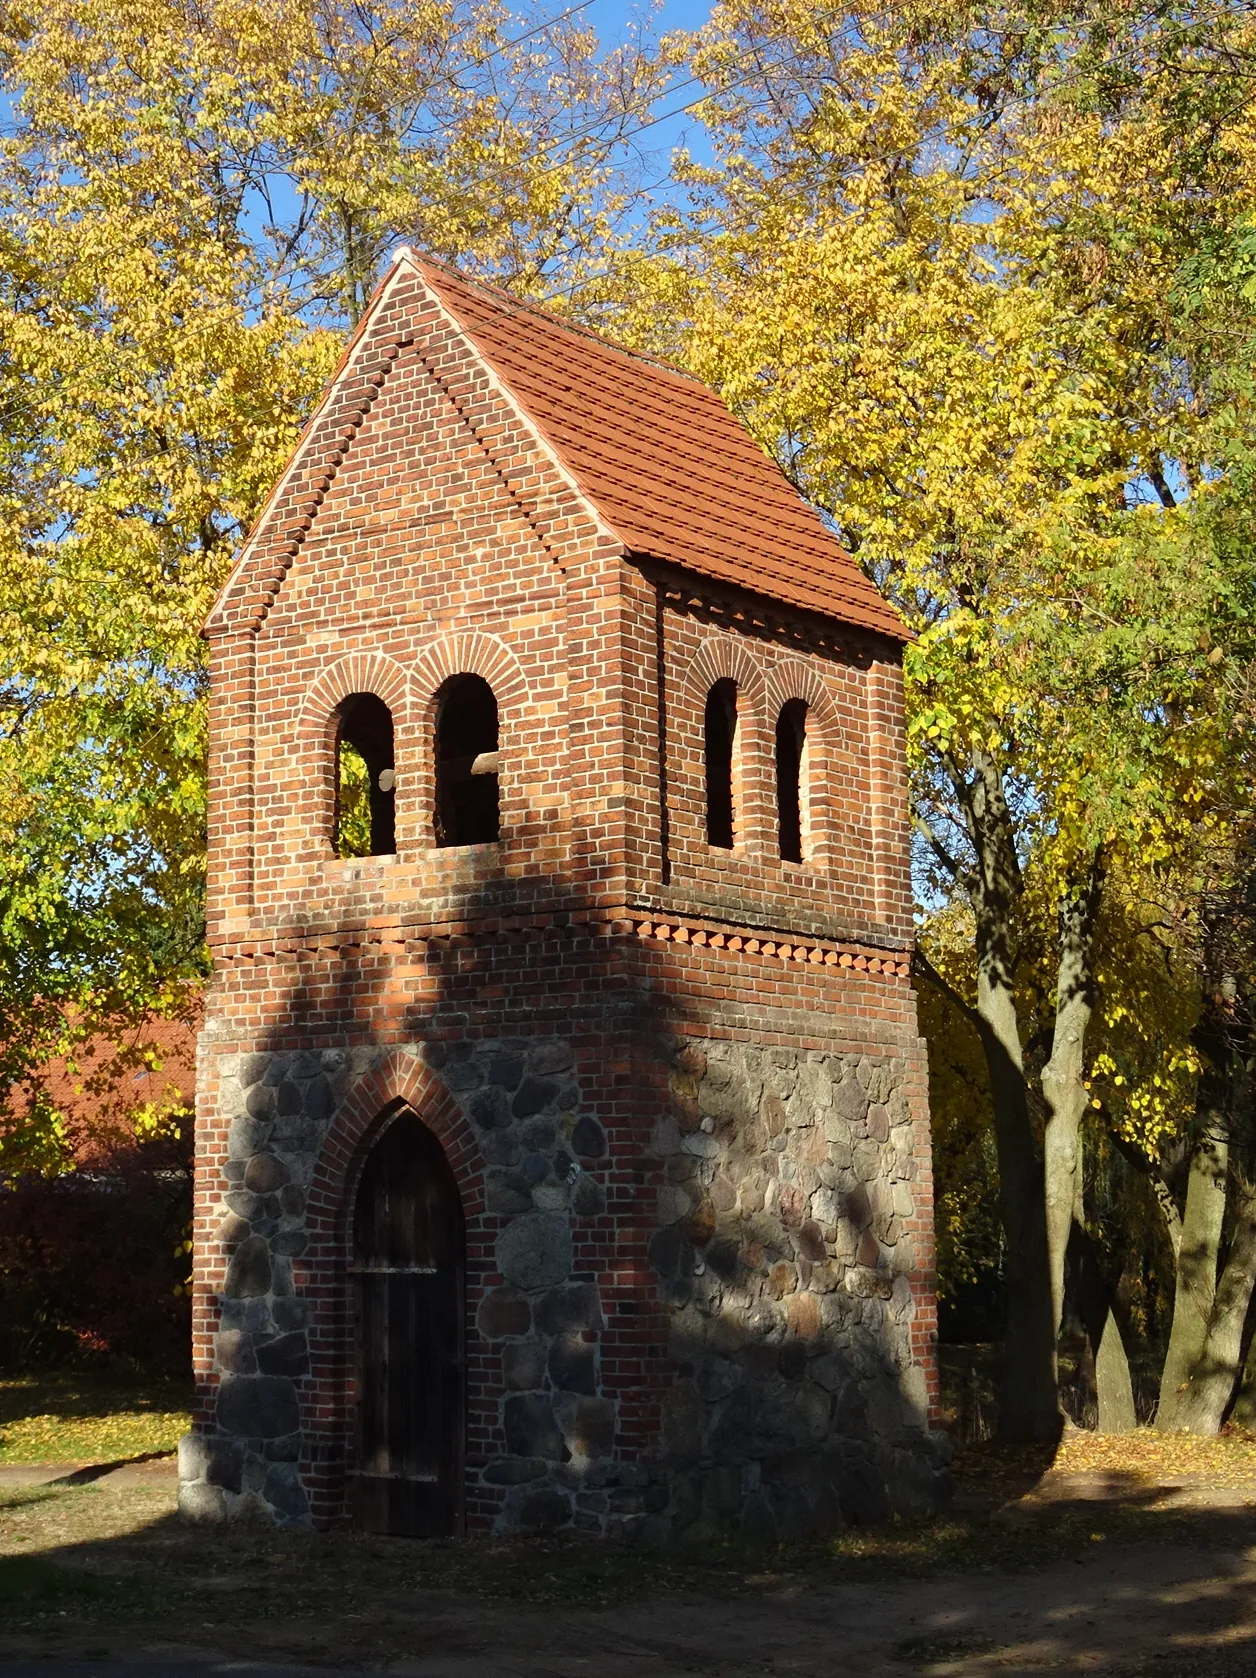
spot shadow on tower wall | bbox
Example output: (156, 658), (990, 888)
(180, 857), (949, 1541)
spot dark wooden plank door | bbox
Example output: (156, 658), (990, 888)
(350, 1112), (465, 1536)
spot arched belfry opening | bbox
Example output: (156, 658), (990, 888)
(334, 693), (396, 857)
(434, 673), (500, 846)
(704, 678), (738, 849)
(775, 698), (808, 864)
(350, 1110), (465, 1537)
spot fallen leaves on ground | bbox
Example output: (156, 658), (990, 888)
(1052, 1428), (1256, 1489)
(0, 1375), (191, 1463)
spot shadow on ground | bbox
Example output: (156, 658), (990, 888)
(3, 1443), (1256, 1675)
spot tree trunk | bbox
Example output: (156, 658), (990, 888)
(1041, 861), (1103, 1339)
(1069, 1221), (1138, 1432)
(1157, 1128), (1229, 1429)
(1095, 1307), (1138, 1432)
(1167, 1180), (1256, 1434)
(962, 746), (1059, 1442)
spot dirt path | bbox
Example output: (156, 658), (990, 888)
(5, 1440), (1256, 1676)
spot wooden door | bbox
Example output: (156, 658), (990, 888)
(350, 1112), (465, 1536)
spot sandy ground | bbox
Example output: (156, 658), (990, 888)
(4, 1453), (1256, 1676)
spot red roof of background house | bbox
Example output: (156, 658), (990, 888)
(418, 258), (908, 642)
(19, 1017), (197, 1165)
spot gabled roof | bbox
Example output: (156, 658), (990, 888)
(415, 255), (907, 641)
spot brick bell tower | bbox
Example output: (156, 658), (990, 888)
(178, 248), (948, 1538)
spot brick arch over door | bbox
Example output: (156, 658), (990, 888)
(295, 1053), (488, 1525)
(678, 635), (771, 854)
(763, 656), (853, 873)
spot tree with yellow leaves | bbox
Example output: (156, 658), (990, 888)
(0, 0), (677, 1166)
(598, 0), (1256, 1437)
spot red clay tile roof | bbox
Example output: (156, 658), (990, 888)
(416, 258), (907, 642)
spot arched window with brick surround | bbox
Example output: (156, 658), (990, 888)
(704, 678), (738, 849)
(775, 698), (809, 863)
(334, 693), (396, 858)
(434, 674), (500, 846)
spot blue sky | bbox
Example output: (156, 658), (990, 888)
(580, 0), (719, 184)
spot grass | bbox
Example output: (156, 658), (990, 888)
(0, 1372), (191, 1463)
(0, 1552), (112, 1607)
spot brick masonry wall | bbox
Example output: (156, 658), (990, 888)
(182, 258), (946, 1538)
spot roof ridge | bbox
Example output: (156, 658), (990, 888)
(411, 251), (707, 389)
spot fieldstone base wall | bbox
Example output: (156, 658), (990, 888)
(647, 1035), (945, 1538)
(180, 1021), (946, 1538)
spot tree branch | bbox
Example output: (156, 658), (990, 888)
(913, 945), (984, 1035)
(1109, 1123), (1183, 1261)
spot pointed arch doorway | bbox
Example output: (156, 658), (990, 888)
(350, 1108), (465, 1536)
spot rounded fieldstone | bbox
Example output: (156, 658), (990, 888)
(203, 1437), (245, 1492)
(648, 1224), (688, 1282)
(263, 1461), (309, 1523)
(489, 1051), (525, 1090)
(570, 1116), (605, 1159)
(496, 1214), (571, 1290)
(502, 1341), (547, 1390)
(504, 1393), (569, 1461)
(548, 1335), (596, 1395)
(534, 1282), (605, 1335)
(245, 1085), (276, 1120)
(271, 1295), (309, 1333)
(481, 1130), (521, 1167)
(520, 1116), (556, 1151)
(255, 1331), (310, 1379)
(215, 1330), (256, 1374)
(514, 1487), (571, 1531)
(217, 1375), (299, 1440)
(222, 1235), (271, 1299)
(571, 1176), (606, 1217)
(832, 1077), (868, 1124)
(486, 1170), (533, 1214)
(219, 1297), (270, 1333)
(276, 1081), (303, 1116)
(218, 1212), (250, 1246)
(478, 1287), (532, 1339)
(512, 1075), (559, 1119)
(244, 1153), (290, 1193)
(306, 1080), (335, 1120)
(469, 1087), (511, 1130)
(238, 1053), (270, 1089)
(798, 1219), (828, 1262)
(228, 1116), (270, 1157)
(279, 1184), (306, 1216)
(442, 1058), (483, 1094)
(528, 1040), (573, 1075)
(179, 1480), (227, 1522)
(555, 1394), (615, 1458)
